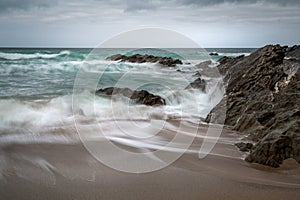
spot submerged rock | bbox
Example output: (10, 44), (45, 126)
(106, 54), (183, 67)
(96, 87), (166, 106)
(205, 44), (300, 167)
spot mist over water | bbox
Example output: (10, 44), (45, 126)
(0, 48), (252, 142)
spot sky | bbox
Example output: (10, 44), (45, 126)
(0, 0), (299, 48)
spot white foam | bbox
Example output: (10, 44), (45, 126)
(0, 79), (222, 130)
(0, 97), (74, 129)
(217, 52), (250, 57)
(0, 51), (70, 60)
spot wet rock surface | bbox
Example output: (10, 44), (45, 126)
(286, 45), (300, 60)
(185, 78), (206, 92)
(96, 87), (166, 106)
(106, 54), (183, 67)
(194, 61), (221, 78)
(205, 45), (300, 167)
(235, 142), (253, 152)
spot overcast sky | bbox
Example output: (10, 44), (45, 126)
(0, 0), (299, 47)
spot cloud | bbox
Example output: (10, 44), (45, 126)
(1, 0), (299, 16)
(0, 0), (299, 47)
(124, 0), (157, 12)
(177, 0), (300, 7)
(0, 0), (56, 13)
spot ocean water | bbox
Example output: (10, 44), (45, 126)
(0, 48), (255, 144)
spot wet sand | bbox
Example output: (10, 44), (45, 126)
(0, 120), (299, 200)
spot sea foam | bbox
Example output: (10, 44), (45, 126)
(0, 51), (71, 60)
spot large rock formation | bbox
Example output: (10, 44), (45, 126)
(205, 44), (300, 167)
(96, 87), (166, 106)
(106, 54), (183, 67)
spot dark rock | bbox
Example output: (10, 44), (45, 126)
(96, 87), (166, 106)
(246, 123), (300, 167)
(205, 44), (300, 167)
(218, 56), (231, 65)
(185, 78), (206, 92)
(192, 71), (202, 77)
(233, 113), (263, 132)
(285, 45), (300, 60)
(106, 54), (183, 67)
(206, 44), (286, 126)
(235, 142), (253, 152)
(209, 52), (219, 56)
(217, 55), (245, 75)
(158, 57), (182, 67)
(105, 54), (126, 61)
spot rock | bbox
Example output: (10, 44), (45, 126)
(185, 78), (206, 92)
(209, 52), (219, 56)
(206, 45), (287, 126)
(217, 55), (245, 76)
(235, 142), (253, 152)
(192, 71), (202, 77)
(285, 45), (300, 60)
(233, 113), (263, 132)
(193, 57), (245, 78)
(106, 54), (183, 67)
(194, 60), (222, 78)
(105, 54), (126, 61)
(158, 57), (182, 66)
(246, 122), (300, 167)
(96, 87), (166, 106)
(205, 44), (300, 167)
(218, 56), (231, 65)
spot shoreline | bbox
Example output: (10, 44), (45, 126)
(0, 120), (299, 199)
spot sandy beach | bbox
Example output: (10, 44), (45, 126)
(0, 120), (299, 200)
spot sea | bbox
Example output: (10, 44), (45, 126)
(0, 48), (255, 145)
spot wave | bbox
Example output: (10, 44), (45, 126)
(215, 52), (251, 57)
(0, 59), (196, 75)
(0, 50), (71, 60)
(0, 81), (223, 132)
(0, 97), (74, 130)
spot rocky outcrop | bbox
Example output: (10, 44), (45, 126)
(245, 123), (300, 167)
(286, 45), (300, 60)
(209, 52), (219, 56)
(96, 87), (166, 106)
(205, 44), (300, 167)
(106, 54), (183, 67)
(185, 78), (206, 92)
(217, 55), (245, 76)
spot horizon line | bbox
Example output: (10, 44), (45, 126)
(0, 46), (261, 49)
